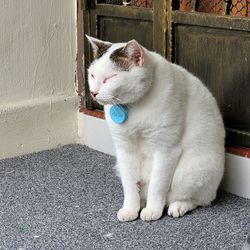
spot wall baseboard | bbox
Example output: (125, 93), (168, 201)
(77, 111), (115, 156)
(222, 153), (250, 199)
(78, 112), (250, 199)
(0, 95), (78, 159)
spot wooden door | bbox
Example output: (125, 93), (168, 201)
(169, 0), (250, 147)
(82, 0), (167, 109)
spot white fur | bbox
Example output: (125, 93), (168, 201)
(87, 38), (225, 222)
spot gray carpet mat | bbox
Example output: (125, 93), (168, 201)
(0, 144), (249, 250)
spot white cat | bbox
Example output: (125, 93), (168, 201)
(86, 35), (225, 222)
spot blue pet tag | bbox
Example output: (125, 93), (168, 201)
(110, 105), (128, 124)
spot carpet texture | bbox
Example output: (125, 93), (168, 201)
(0, 144), (249, 250)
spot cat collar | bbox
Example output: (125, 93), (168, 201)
(109, 104), (128, 124)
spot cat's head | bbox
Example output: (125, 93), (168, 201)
(86, 35), (153, 105)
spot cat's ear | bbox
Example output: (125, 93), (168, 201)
(123, 40), (145, 67)
(110, 40), (145, 70)
(85, 35), (112, 59)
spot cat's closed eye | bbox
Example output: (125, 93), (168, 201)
(103, 74), (118, 84)
(91, 74), (95, 79)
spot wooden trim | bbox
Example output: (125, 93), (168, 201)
(166, 0), (173, 60)
(153, 0), (168, 56)
(190, 0), (196, 12)
(79, 107), (105, 119)
(226, 129), (250, 149)
(172, 11), (250, 31)
(77, 0), (85, 107)
(83, 0), (93, 109)
(226, 146), (250, 158)
(95, 4), (153, 21)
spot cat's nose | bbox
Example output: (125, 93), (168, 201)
(91, 91), (98, 98)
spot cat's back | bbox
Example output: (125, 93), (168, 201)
(150, 52), (225, 142)
(169, 60), (225, 145)
(155, 56), (220, 114)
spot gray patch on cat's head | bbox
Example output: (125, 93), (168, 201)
(94, 42), (112, 59)
(110, 46), (131, 71)
(110, 40), (144, 70)
(86, 35), (112, 59)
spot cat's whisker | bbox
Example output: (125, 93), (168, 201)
(109, 96), (130, 110)
(102, 95), (120, 105)
(108, 97), (128, 111)
(111, 101), (122, 111)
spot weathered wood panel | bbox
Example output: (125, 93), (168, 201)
(99, 17), (153, 49)
(174, 25), (250, 147)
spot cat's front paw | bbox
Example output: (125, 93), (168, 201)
(140, 208), (162, 221)
(117, 208), (138, 222)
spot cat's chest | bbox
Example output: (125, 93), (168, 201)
(104, 105), (152, 135)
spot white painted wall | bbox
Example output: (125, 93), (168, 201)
(0, 0), (78, 159)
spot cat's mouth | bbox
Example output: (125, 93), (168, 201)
(95, 95), (121, 106)
(97, 99), (121, 106)
(96, 99), (111, 105)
